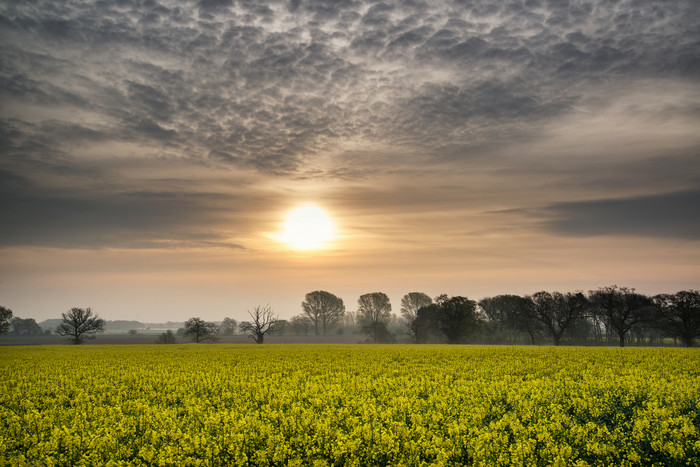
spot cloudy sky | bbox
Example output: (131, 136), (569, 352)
(1, 0), (699, 322)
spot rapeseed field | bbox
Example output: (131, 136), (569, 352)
(1, 345), (698, 466)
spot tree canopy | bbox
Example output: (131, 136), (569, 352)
(0, 306), (13, 334)
(56, 307), (105, 344)
(301, 291), (345, 335)
(183, 317), (219, 343)
(357, 292), (394, 343)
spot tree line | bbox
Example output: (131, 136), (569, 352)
(1, 286), (698, 346)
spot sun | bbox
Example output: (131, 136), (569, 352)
(277, 205), (335, 251)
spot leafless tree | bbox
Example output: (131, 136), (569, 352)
(239, 304), (279, 344)
(56, 307), (105, 344)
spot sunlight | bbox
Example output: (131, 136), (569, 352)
(277, 205), (335, 251)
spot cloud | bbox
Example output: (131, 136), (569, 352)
(1, 0), (699, 249)
(535, 190), (700, 239)
(0, 169), (250, 249)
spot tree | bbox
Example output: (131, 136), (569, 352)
(0, 306), (13, 334)
(414, 304), (443, 343)
(651, 290), (700, 347)
(401, 292), (432, 342)
(289, 314), (314, 335)
(528, 291), (588, 346)
(239, 304), (278, 344)
(56, 307), (105, 344)
(357, 292), (393, 343)
(435, 295), (481, 344)
(413, 295), (481, 344)
(479, 295), (535, 343)
(10, 317), (43, 336)
(156, 330), (177, 344)
(221, 317), (238, 336)
(301, 291), (346, 335)
(183, 317), (219, 343)
(589, 286), (653, 347)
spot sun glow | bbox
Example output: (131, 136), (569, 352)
(278, 205), (335, 251)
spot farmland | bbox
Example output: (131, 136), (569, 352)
(1, 345), (699, 466)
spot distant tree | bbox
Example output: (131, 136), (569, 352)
(357, 292), (394, 343)
(401, 292), (433, 342)
(435, 295), (481, 344)
(528, 291), (588, 346)
(270, 319), (288, 335)
(289, 314), (314, 335)
(239, 304), (279, 344)
(589, 286), (653, 347)
(221, 317), (238, 336)
(414, 304), (443, 343)
(413, 295), (481, 344)
(127, 329), (138, 336)
(479, 295), (535, 343)
(301, 291), (346, 335)
(10, 317), (43, 336)
(56, 307), (105, 344)
(156, 330), (177, 344)
(0, 306), (13, 334)
(183, 317), (219, 343)
(651, 290), (700, 347)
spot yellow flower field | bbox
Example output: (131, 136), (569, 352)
(1, 345), (698, 466)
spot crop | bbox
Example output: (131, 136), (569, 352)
(1, 345), (698, 466)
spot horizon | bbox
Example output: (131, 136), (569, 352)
(1, 0), (699, 322)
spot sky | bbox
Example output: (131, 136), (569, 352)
(1, 0), (699, 323)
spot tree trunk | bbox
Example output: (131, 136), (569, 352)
(618, 332), (625, 347)
(528, 330), (535, 345)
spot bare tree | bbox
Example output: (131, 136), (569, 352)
(56, 307), (105, 344)
(651, 290), (700, 347)
(589, 286), (652, 347)
(183, 317), (219, 343)
(0, 306), (14, 334)
(400, 292), (432, 342)
(239, 304), (279, 344)
(301, 291), (345, 335)
(357, 292), (393, 343)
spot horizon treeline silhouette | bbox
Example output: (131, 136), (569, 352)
(1, 285), (698, 347)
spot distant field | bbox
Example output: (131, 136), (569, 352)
(1, 345), (698, 466)
(0, 333), (363, 346)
